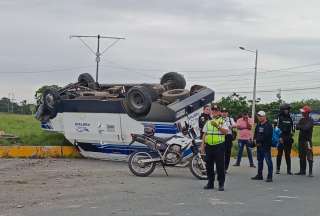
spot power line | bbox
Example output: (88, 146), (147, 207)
(216, 86), (320, 94)
(70, 34), (125, 82)
(0, 65), (95, 74)
(260, 62), (320, 73)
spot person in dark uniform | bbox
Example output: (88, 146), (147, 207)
(221, 107), (236, 173)
(200, 105), (228, 191)
(295, 105), (314, 177)
(198, 105), (212, 138)
(276, 103), (295, 175)
(251, 111), (274, 182)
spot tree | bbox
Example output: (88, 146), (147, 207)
(256, 101), (281, 121)
(217, 93), (250, 119)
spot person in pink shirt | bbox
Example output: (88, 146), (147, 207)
(233, 111), (256, 167)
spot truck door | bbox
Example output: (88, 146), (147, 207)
(120, 114), (144, 143)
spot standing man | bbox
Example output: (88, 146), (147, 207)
(276, 103), (295, 175)
(252, 111), (274, 182)
(221, 107), (236, 173)
(295, 105), (314, 177)
(200, 105), (228, 191)
(198, 105), (212, 138)
(234, 112), (255, 167)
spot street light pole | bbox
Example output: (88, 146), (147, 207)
(252, 49), (258, 123)
(239, 47), (258, 123)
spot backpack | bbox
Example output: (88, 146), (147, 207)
(272, 127), (282, 148)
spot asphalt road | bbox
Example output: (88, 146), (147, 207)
(0, 157), (319, 216)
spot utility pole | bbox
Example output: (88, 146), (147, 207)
(7, 93), (10, 113)
(252, 49), (258, 123)
(239, 47), (258, 123)
(11, 93), (15, 113)
(70, 34), (125, 82)
(276, 88), (282, 103)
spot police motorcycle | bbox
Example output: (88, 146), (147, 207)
(128, 124), (207, 179)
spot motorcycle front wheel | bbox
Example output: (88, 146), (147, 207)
(189, 154), (207, 180)
(128, 151), (156, 177)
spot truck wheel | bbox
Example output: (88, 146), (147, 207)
(162, 89), (190, 103)
(42, 88), (60, 118)
(141, 84), (164, 101)
(78, 73), (95, 87)
(190, 85), (205, 95)
(160, 72), (186, 90)
(128, 152), (156, 177)
(124, 86), (152, 117)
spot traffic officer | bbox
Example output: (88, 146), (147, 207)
(295, 105), (314, 177)
(198, 105), (212, 138)
(276, 103), (295, 175)
(200, 105), (228, 191)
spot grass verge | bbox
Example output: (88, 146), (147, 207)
(0, 113), (71, 146)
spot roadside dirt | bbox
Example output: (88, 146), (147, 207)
(0, 159), (134, 213)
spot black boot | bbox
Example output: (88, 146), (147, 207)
(287, 159), (292, 175)
(308, 161), (313, 177)
(295, 159), (306, 175)
(251, 175), (263, 180)
(204, 182), (214, 190)
(218, 183), (224, 191)
(266, 175), (273, 182)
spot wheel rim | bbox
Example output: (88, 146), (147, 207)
(131, 152), (154, 174)
(130, 92), (144, 110)
(192, 155), (207, 178)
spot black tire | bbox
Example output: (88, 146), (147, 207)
(160, 72), (186, 90)
(141, 84), (163, 101)
(42, 88), (60, 119)
(124, 86), (152, 117)
(78, 73), (95, 87)
(162, 89), (190, 103)
(190, 85), (205, 95)
(128, 152), (156, 177)
(189, 154), (207, 180)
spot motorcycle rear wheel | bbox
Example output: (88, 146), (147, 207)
(189, 154), (207, 180)
(128, 152), (156, 177)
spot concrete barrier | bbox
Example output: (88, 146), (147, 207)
(0, 146), (81, 158)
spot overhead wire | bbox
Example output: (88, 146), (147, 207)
(0, 65), (95, 74)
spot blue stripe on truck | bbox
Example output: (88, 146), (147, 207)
(154, 124), (178, 134)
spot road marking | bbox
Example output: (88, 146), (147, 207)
(277, 196), (298, 199)
(66, 204), (82, 208)
(153, 212), (171, 216)
(174, 203), (185, 206)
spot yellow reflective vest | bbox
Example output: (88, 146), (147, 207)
(204, 117), (225, 145)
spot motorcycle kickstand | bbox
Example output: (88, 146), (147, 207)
(161, 162), (169, 176)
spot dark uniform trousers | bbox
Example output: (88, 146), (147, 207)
(224, 134), (233, 171)
(276, 134), (293, 172)
(205, 143), (225, 186)
(298, 141), (313, 174)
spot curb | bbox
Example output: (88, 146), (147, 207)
(0, 146), (319, 158)
(0, 146), (81, 158)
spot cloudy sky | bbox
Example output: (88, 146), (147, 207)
(1, 0), (320, 104)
